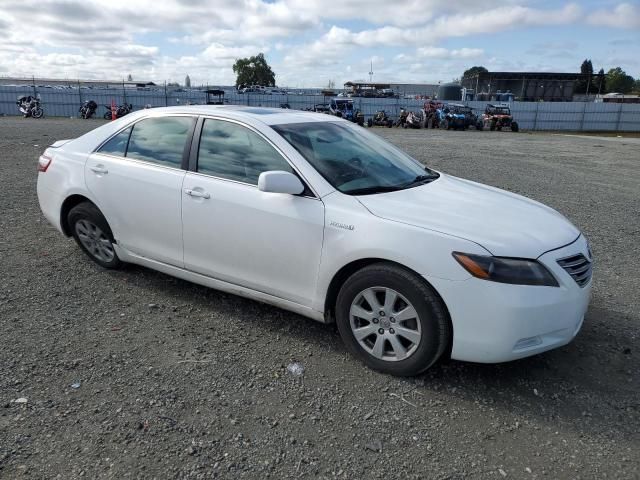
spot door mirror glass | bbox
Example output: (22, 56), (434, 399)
(258, 171), (304, 195)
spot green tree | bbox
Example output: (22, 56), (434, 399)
(596, 68), (606, 94)
(633, 78), (640, 94)
(605, 67), (635, 93)
(576, 59), (593, 93)
(462, 66), (488, 79)
(232, 53), (276, 88)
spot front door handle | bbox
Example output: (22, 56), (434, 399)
(90, 165), (108, 174)
(184, 188), (210, 199)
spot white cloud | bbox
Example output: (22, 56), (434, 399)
(0, 1), (635, 86)
(587, 3), (640, 29)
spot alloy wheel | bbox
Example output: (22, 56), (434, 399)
(349, 287), (422, 362)
(75, 219), (115, 263)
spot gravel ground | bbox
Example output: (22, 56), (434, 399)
(1, 117), (639, 479)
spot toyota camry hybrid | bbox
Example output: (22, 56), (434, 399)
(36, 106), (592, 376)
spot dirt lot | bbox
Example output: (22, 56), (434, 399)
(1, 117), (639, 479)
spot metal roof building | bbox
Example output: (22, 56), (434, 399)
(461, 71), (601, 102)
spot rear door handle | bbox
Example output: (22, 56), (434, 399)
(184, 188), (210, 199)
(90, 165), (108, 174)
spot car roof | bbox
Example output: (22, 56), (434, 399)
(127, 105), (339, 126)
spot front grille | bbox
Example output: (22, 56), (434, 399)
(557, 254), (592, 287)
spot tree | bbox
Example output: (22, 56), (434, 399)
(127, 74), (133, 82)
(462, 66), (488, 79)
(232, 53), (276, 88)
(605, 67), (635, 94)
(596, 68), (606, 94)
(634, 78), (640, 94)
(184, 75), (191, 88)
(576, 59), (593, 93)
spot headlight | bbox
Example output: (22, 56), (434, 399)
(452, 252), (559, 287)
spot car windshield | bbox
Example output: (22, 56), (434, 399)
(273, 121), (439, 195)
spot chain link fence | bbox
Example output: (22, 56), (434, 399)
(1, 84), (639, 131)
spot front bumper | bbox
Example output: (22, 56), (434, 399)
(427, 236), (592, 363)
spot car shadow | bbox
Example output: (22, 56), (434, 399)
(110, 265), (638, 439)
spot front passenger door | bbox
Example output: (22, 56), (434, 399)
(181, 118), (325, 307)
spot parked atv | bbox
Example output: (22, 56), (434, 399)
(437, 104), (466, 130)
(424, 101), (443, 128)
(449, 104), (483, 130)
(482, 103), (519, 132)
(367, 110), (393, 128)
(329, 98), (365, 126)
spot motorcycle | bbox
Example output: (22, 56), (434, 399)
(367, 110), (393, 128)
(79, 100), (98, 119)
(103, 103), (133, 120)
(394, 108), (408, 127)
(17, 95), (44, 118)
(403, 111), (423, 129)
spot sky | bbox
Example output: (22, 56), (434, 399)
(0, 0), (638, 88)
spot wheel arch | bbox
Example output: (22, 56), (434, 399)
(324, 258), (454, 358)
(60, 194), (98, 236)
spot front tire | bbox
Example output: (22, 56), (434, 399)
(68, 202), (122, 269)
(32, 107), (44, 119)
(511, 121), (519, 132)
(335, 263), (451, 376)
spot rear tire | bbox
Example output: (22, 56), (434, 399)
(511, 121), (519, 132)
(335, 263), (451, 376)
(32, 107), (44, 119)
(68, 202), (122, 269)
(103, 111), (113, 120)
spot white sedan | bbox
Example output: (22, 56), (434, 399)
(37, 106), (592, 376)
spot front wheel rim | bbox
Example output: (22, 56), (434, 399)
(75, 219), (115, 263)
(349, 287), (422, 362)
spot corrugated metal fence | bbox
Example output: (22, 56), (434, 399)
(1, 85), (639, 131)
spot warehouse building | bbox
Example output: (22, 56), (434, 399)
(460, 71), (600, 102)
(0, 76), (157, 89)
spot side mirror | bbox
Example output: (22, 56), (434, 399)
(258, 171), (304, 195)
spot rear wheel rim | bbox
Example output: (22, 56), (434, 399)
(75, 219), (115, 263)
(349, 287), (422, 362)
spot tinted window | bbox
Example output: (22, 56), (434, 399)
(198, 119), (293, 184)
(98, 127), (131, 156)
(273, 122), (437, 195)
(126, 117), (194, 168)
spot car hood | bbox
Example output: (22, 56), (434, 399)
(356, 174), (580, 258)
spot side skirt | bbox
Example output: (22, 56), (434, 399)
(113, 245), (327, 323)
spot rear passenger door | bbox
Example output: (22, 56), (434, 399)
(86, 116), (196, 267)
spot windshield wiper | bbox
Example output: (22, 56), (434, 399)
(400, 172), (440, 189)
(343, 185), (404, 195)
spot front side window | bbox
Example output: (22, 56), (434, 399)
(97, 127), (131, 156)
(126, 117), (194, 168)
(197, 119), (293, 185)
(273, 121), (438, 195)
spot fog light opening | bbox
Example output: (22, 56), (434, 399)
(513, 336), (543, 351)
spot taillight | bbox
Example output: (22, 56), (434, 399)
(38, 154), (52, 172)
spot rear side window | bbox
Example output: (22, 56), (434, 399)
(197, 119), (292, 184)
(126, 117), (195, 168)
(97, 127), (131, 156)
